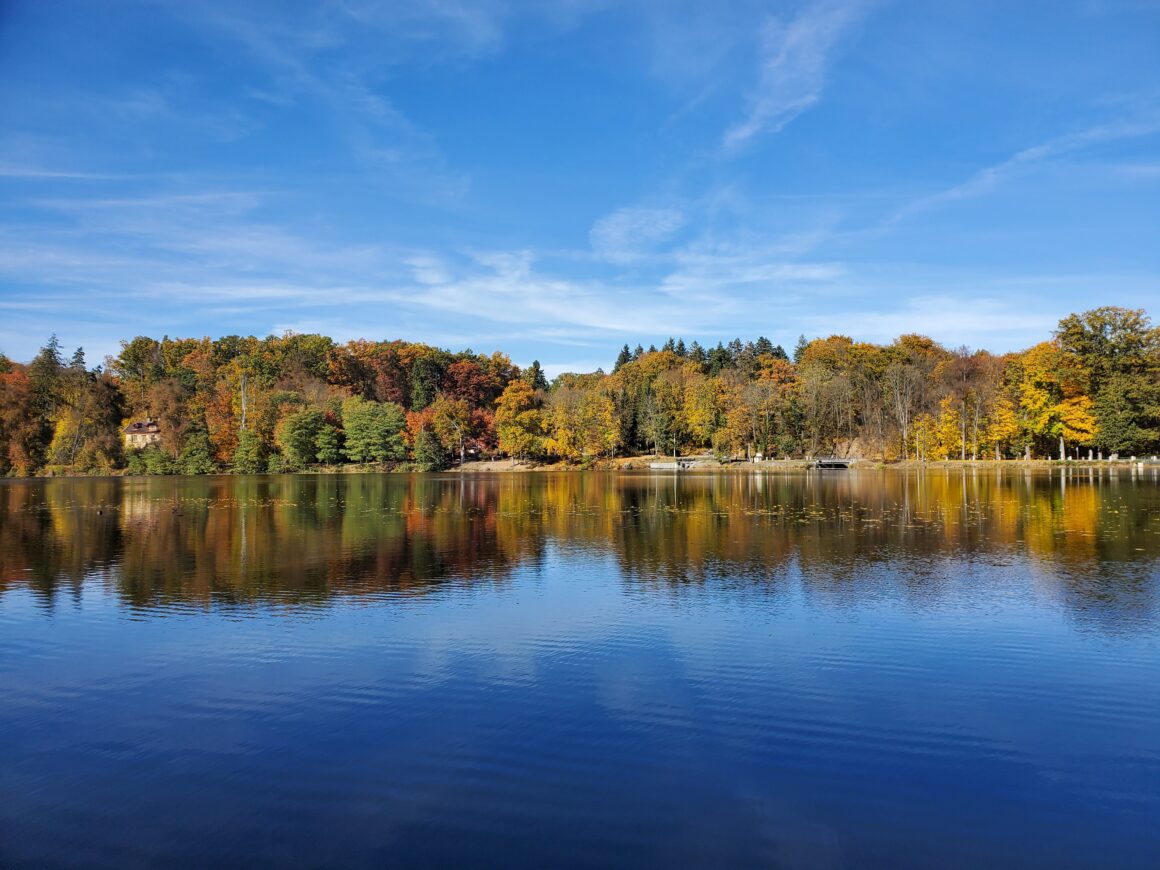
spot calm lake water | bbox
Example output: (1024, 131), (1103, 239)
(2, 470), (1159, 868)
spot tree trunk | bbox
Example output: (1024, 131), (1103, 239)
(240, 374), (248, 432)
(972, 403), (981, 461)
(960, 408), (967, 461)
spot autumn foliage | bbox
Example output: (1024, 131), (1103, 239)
(0, 306), (1157, 476)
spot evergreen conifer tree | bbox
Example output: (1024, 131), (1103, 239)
(613, 344), (632, 372)
(793, 335), (809, 363)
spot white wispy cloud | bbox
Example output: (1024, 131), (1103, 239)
(662, 248), (842, 304)
(888, 119), (1160, 224)
(0, 164), (123, 180)
(8, 172), (1084, 364)
(3, 191), (1155, 367)
(406, 255), (452, 286)
(589, 206), (685, 263)
(334, 0), (510, 58)
(1111, 162), (1160, 178)
(150, 0), (470, 204)
(0, 188), (399, 295)
(796, 294), (1057, 346)
(723, 0), (868, 150)
(380, 248), (696, 336)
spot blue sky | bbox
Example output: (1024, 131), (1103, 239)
(1, 0), (1158, 375)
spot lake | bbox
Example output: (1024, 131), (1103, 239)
(1, 470), (1158, 868)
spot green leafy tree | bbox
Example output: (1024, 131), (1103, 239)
(233, 429), (267, 473)
(314, 424), (342, 465)
(341, 396), (406, 463)
(1092, 371), (1159, 455)
(179, 427), (217, 474)
(124, 449), (147, 475)
(414, 425), (450, 471)
(276, 408), (324, 469)
(143, 445), (175, 475)
(408, 353), (444, 410)
(429, 395), (474, 463)
(1056, 307), (1160, 453)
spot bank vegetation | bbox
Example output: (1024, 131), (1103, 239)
(0, 306), (1157, 476)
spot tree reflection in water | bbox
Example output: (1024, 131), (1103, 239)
(1, 470), (1157, 631)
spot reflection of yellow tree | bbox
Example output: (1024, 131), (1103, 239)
(1020, 479), (1099, 562)
(0, 473), (1153, 628)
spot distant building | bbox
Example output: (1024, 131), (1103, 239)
(124, 419), (161, 449)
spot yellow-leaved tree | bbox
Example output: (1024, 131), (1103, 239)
(1017, 342), (1097, 457)
(932, 396), (964, 460)
(983, 393), (1020, 459)
(681, 371), (719, 449)
(911, 412), (938, 462)
(495, 380), (544, 461)
(711, 371), (750, 459)
(544, 386), (619, 461)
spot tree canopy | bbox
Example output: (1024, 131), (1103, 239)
(1, 308), (1156, 477)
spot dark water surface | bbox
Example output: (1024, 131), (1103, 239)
(2, 470), (1159, 868)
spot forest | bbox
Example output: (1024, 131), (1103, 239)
(0, 306), (1157, 476)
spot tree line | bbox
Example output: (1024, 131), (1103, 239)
(0, 306), (1157, 476)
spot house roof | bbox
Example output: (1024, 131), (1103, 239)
(124, 420), (160, 435)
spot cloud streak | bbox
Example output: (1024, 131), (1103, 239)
(151, 0), (471, 204)
(590, 207), (685, 263)
(0, 164), (124, 180)
(724, 0), (868, 150)
(888, 119), (1160, 224)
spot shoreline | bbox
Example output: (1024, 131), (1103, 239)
(19, 456), (1160, 480)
